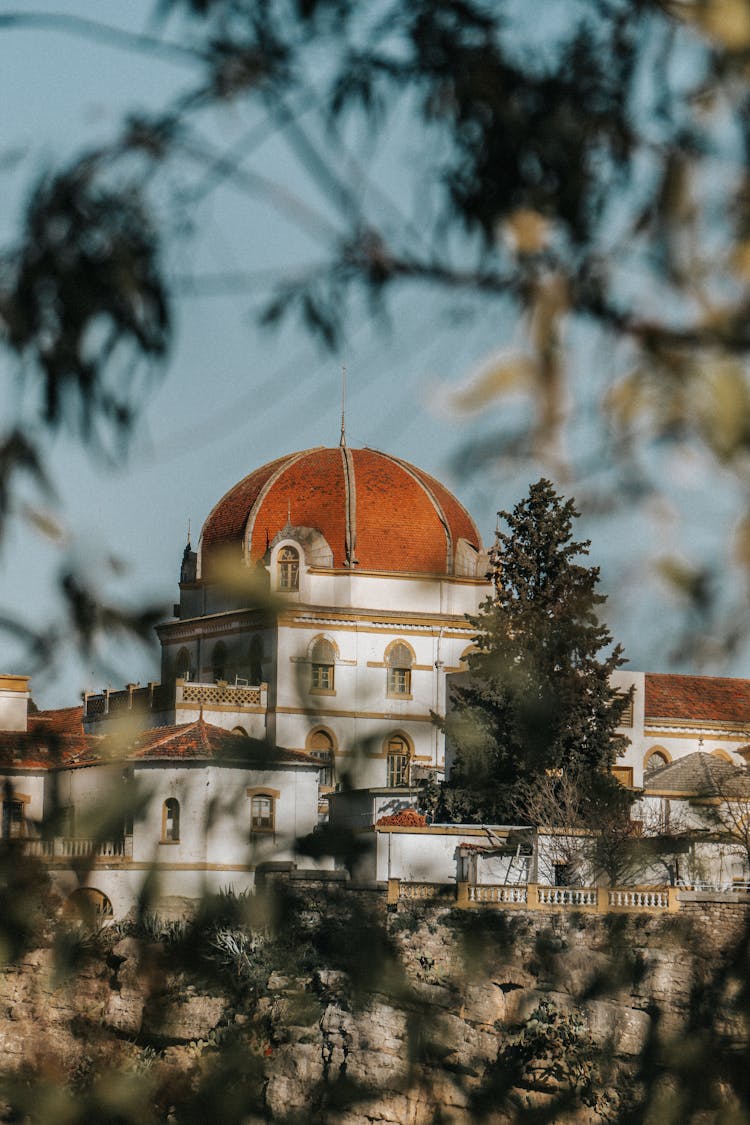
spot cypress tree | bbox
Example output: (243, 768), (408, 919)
(442, 479), (630, 822)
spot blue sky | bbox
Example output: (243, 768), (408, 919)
(0, 2), (740, 705)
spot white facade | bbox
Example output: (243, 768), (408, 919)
(154, 567), (487, 790)
(610, 670), (750, 788)
(0, 711), (328, 918)
(0, 675), (30, 732)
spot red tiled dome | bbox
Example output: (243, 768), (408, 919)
(200, 447), (483, 578)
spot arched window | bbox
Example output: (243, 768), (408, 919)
(175, 647), (192, 681)
(310, 637), (336, 692)
(278, 546), (299, 590)
(386, 641), (413, 696)
(386, 735), (411, 788)
(644, 749), (670, 776)
(307, 728), (335, 787)
(162, 798), (180, 842)
(249, 635), (264, 684)
(212, 641), (227, 683)
(63, 888), (113, 923)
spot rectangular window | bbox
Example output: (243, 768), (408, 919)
(387, 667), (411, 695)
(2, 801), (24, 839)
(311, 663), (334, 691)
(387, 753), (410, 788)
(251, 794), (274, 832)
(553, 862), (571, 887)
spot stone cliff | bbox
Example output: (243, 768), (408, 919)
(0, 888), (747, 1123)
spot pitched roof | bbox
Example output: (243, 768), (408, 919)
(645, 674), (750, 725)
(28, 704), (84, 736)
(0, 716), (314, 772)
(644, 752), (750, 796)
(0, 727), (99, 770)
(124, 717), (316, 766)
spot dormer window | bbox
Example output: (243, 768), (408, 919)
(279, 546), (299, 590)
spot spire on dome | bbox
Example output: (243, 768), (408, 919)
(339, 364), (347, 448)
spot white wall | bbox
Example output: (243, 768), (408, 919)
(0, 770), (46, 831)
(372, 827), (507, 883)
(0, 676), (30, 732)
(131, 761), (324, 869)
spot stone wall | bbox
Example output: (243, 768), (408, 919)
(0, 891), (748, 1123)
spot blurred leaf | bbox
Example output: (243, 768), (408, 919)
(657, 554), (712, 611)
(447, 353), (536, 415)
(734, 512), (750, 570)
(503, 207), (550, 254)
(603, 369), (651, 430)
(1, 161), (170, 442)
(21, 504), (67, 544)
(677, 0), (750, 50)
(699, 359), (750, 461)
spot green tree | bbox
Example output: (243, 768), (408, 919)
(443, 479), (630, 822)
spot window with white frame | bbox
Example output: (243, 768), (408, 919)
(386, 642), (413, 696)
(278, 546), (299, 590)
(310, 637), (335, 692)
(250, 793), (274, 832)
(386, 736), (411, 787)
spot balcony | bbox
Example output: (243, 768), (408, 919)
(176, 678), (266, 710)
(25, 836), (133, 862)
(83, 679), (267, 722)
(83, 681), (174, 719)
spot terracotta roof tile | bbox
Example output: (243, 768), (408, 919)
(645, 674), (750, 724)
(125, 717), (316, 766)
(28, 705), (84, 736)
(199, 446), (484, 579)
(0, 728), (100, 770)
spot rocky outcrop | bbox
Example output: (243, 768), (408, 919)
(0, 895), (748, 1122)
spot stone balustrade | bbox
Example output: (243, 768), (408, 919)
(397, 881), (456, 901)
(388, 879), (681, 913)
(24, 837), (133, 861)
(469, 883), (528, 905)
(538, 885), (599, 908)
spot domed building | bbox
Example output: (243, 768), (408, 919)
(85, 445), (490, 791)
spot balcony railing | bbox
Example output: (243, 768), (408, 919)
(25, 836), (133, 860)
(83, 678), (267, 720)
(83, 682), (174, 719)
(388, 880), (681, 913)
(176, 679), (266, 709)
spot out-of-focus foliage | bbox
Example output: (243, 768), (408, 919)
(4, 3), (750, 1123)
(7, 0), (750, 664)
